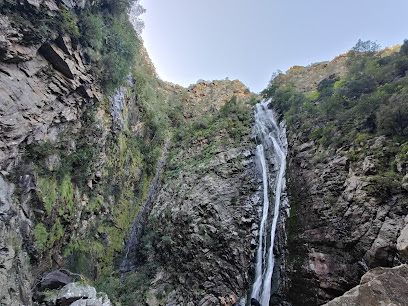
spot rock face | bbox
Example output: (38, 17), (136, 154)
(325, 265), (408, 306)
(35, 281), (112, 306)
(130, 85), (260, 305)
(397, 216), (408, 258)
(285, 132), (407, 305)
(147, 148), (257, 304)
(0, 175), (32, 306)
(0, 2), (102, 304)
(0, 13), (100, 171)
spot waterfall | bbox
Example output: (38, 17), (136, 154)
(251, 100), (287, 305)
(119, 137), (170, 274)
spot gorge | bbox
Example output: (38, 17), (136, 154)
(252, 101), (287, 306)
(1, 1), (408, 306)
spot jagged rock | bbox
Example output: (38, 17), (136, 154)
(57, 283), (97, 306)
(0, 15), (38, 62)
(133, 84), (258, 305)
(397, 216), (408, 259)
(364, 217), (404, 267)
(18, 174), (36, 192)
(285, 133), (407, 305)
(362, 156), (377, 175)
(70, 292), (112, 306)
(0, 17), (99, 171)
(39, 271), (72, 291)
(44, 154), (61, 171)
(324, 265), (408, 306)
(60, 0), (88, 9)
(35, 282), (112, 306)
(39, 43), (75, 79)
(0, 176), (32, 306)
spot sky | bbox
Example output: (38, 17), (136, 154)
(138, 0), (408, 93)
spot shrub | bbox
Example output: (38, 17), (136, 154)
(34, 223), (49, 251)
(400, 39), (408, 56)
(60, 7), (80, 38)
(341, 74), (377, 99)
(307, 91), (319, 101)
(395, 58), (408, 77)
(377, 94), (408, 136)
(317, 78), (337, 98)
(78, 6), (140, 93)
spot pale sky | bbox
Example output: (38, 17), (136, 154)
(139, 0), (408, 93)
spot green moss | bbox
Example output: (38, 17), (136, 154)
(38, 177), (58, 215)
(60, 175), (75, 214)
(60, 7), (80, 38)
(34, 223), (49, 251)
(307, 90), (319, 101)
(333, 79), (345, 89)
(48, 218), (64, 247)
(366, 171), (403, 193)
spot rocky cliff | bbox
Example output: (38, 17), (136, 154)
(2, 1), (408, 305)
(0, 1), (176, 304)
(117, 81), (261, 305)
(264, 44), (408, 305)
(1, 1), (102, 304)
(0, 2), (264, 305)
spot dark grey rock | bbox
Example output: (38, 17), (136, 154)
(39, 271), (72, 291)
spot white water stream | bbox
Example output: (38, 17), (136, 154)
(252, 101), (287, 305)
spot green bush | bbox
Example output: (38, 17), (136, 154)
(377, 95), (408, 136)
(79, 11), (104, 51)
(34, 223), (49, 251)
(77, 5), (140, 93)
(395, 58), (408, 77)
(340, 74), (377, 99)
(400, 39), (408, 56)
(60, 7), (80, 38)
(317, 78), (337, 98)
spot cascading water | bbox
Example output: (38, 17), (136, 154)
(251, 100), (287, 306)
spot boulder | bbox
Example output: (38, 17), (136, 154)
(324, 265), (408, 306)
(397, 217), (408, 259)
(39, 270), (71, 291)
(57, 283), (97, 306)
(70, 292), (112, 306)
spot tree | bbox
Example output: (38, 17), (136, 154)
(352, 39), (381, 53)
(400, 39), (408, 56)
(377, 93), (408, 136)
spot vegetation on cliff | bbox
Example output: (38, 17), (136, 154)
(263, 40), (408, 304)
(264, 39), (408, 187)
(1, 1), (188, 304)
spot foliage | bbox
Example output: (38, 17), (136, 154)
(38, 177), (58, 215)
(263, 38), (408, 145)
(260, 38), (408, 226)
(400, 39), (408, 56)
(34, 223), (48, 251)
(351, 39), (380, 54)
(60, 7), (80, 38)
(377, 92), (408, 136)
(77, 5), (140, 93)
